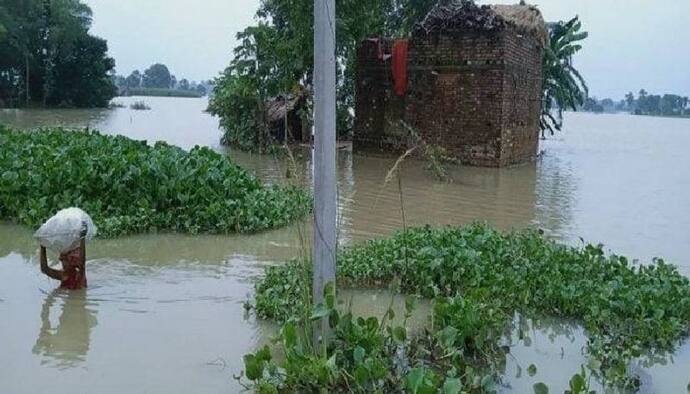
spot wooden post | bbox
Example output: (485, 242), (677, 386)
(312, 0), (337, 345)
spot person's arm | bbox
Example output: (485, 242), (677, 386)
(40, 246), (64, 281)
(79, 237), (86, 275)
(79, 225), (87, 268)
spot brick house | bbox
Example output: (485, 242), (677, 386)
(353, 1), (547, 167)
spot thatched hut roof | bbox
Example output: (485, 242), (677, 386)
(414, 0), (547, 46)
(266, 95), (299, 123)
(490, 3), (548, 46)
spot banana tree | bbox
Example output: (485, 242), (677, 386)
(540, 16), (589, 136)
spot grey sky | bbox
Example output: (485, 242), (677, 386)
(85, 0), (690, 99)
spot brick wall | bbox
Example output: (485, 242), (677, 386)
(353, 27), (543, 167)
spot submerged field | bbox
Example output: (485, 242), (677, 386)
(249, 224), (690, 392)
(2, 106), (690, 393)
(0, 127), (310, 237)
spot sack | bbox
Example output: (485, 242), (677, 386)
(34, 208), (97, 254)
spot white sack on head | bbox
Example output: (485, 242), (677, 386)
(34, 208), (97, 254)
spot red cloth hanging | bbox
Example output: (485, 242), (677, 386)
(391, 39), (409, 97)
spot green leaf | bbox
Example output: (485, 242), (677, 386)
(353, 346), (365, 364)
(282, 322), (297, 347)
(243, 353), (264, 381)
(1, 171), (18, 181)
(392, 326), (407, 344)
(326, 353), (337, 371)
(387, 307), (395, 320)
(480, 375), (496, 391)
(533, 382), (549, 394)
(569, 372), (585, 393)
(442, 377), (462, 394)
(255, 345), (272, 362)
(527, 364), (537, 377)
(436, 326), (458, 349)
(310, 304), (330, 320)
(354, 365), (369, 385)
(405, 295), (416, 314)
(405, 368), (426, 393)
(324, 282), (336, 309)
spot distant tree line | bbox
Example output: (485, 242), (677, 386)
(0, 0), (116, 108)
(111, 63), (212, 97)
(582, 90), (689, 117)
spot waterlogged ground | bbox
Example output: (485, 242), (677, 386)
(1, 99), (690, 392)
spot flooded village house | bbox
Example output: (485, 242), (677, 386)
(353, 1), (547, 167)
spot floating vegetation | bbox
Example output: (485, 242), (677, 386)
(129, 100), (151, 110)
(249, 224), (690, 391)
(108, 101), (126, 108)
(125, 87), (203, 98)
(0, 127), (311, 237)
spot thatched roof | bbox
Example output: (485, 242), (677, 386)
(490, 3), (548, 46)
(414, 0), (547, 46)
(266, 94), (303, 123)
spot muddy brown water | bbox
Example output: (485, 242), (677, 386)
(1, 97), (689, 393)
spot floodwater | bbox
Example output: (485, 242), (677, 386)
(1, 97), (689, 393)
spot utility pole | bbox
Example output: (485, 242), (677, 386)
(313, 0), (337, 344)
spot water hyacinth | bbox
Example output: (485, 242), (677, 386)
(252, 224), (690, 390)
(0, 126), (311, 237)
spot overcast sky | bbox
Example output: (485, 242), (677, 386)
(85, 0), (690, 99)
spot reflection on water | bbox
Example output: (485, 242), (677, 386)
(0, 248), (275, 394)
(230, 147), (543, 245)
(501, 314), (690, 394)
(501, 314), (600, 393)
(1, 102), (690, 392)
(33, 289), (98, 369)
(227, 114), (690, 275)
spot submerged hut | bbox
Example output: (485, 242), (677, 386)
(353, 0), (547, 167)
(265, 91), (310, 143)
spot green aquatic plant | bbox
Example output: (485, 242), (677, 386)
(252, 223), (690, 390)
(129, 100), (151, 110)
(242, 286), (504, 393)
(0, 126), (311, 237)
(533, 382), (549, 394)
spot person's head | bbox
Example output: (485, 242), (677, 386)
(59, 247), (83, 272)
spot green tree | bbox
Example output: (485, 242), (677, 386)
(660, 94), (678, 116)
(208, 0), (437, 150)
(625, 91), (635, 111)
(540, 16), (588, 135)
(125, 70), (141, 88)
(0, 0), (115, 107)
(48, 34), (116, 107)
(178, 78), (190, 90)
(142, 63), (172, 89)
(212, 1), (586, 148)
(0, 0), (42, 105)
(600, 98), (614, 110)
(111, 74), (126, 91)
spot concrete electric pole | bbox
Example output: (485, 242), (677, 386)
(312, 0), (337, 344)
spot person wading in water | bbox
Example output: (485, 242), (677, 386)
(39, 228), (88, 290)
